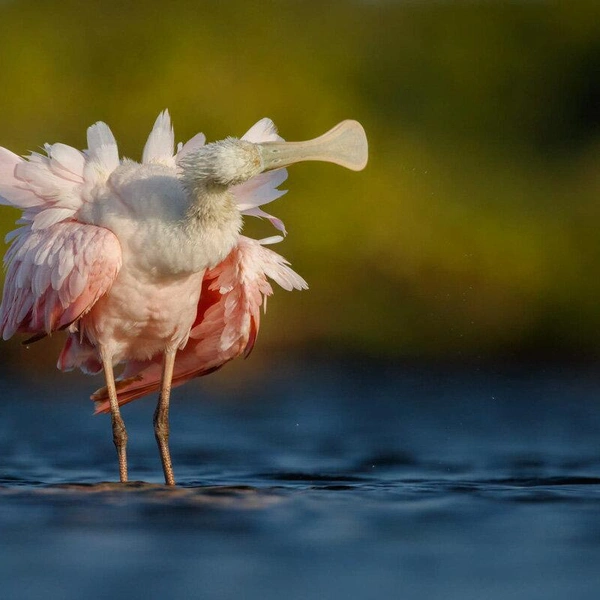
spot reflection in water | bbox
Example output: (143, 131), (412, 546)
(1, 361), (600, 599)
(0, 482), (286, 511)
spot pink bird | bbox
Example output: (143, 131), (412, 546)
(0, 111), (368, 485)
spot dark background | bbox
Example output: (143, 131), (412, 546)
(2, 0), (600, 369)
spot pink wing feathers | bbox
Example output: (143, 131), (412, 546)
(92, 236), (307, 413)
(0, 223), (121, 339)
(0, 121), (123, 341)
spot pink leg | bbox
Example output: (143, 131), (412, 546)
(154, 348), (177, 486)
(100, 349), (128, 483)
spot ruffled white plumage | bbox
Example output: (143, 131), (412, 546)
(0, 111), (305, 406)
(142, 110), (175, 166)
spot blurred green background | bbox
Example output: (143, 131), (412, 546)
(1, 0), (600, 372)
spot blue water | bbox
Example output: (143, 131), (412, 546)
(1, 358), (600, 600)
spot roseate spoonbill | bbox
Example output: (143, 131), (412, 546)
(0, 111), (368, 485)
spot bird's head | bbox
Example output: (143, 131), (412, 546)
(180, 119), (368, 191)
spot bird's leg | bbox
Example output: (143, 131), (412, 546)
(154, 348), (177, 486)
(100, 349), (128, 483)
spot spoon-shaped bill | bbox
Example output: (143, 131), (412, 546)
(258, 120), (368, 172)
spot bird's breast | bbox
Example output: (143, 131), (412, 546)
(83, 267), (205, 363)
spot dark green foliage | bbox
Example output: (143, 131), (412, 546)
(1, 0), (600, 362)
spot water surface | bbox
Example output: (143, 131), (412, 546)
(1, 360), (600, 599)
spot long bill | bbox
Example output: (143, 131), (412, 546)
(257, 120), (368, 172)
